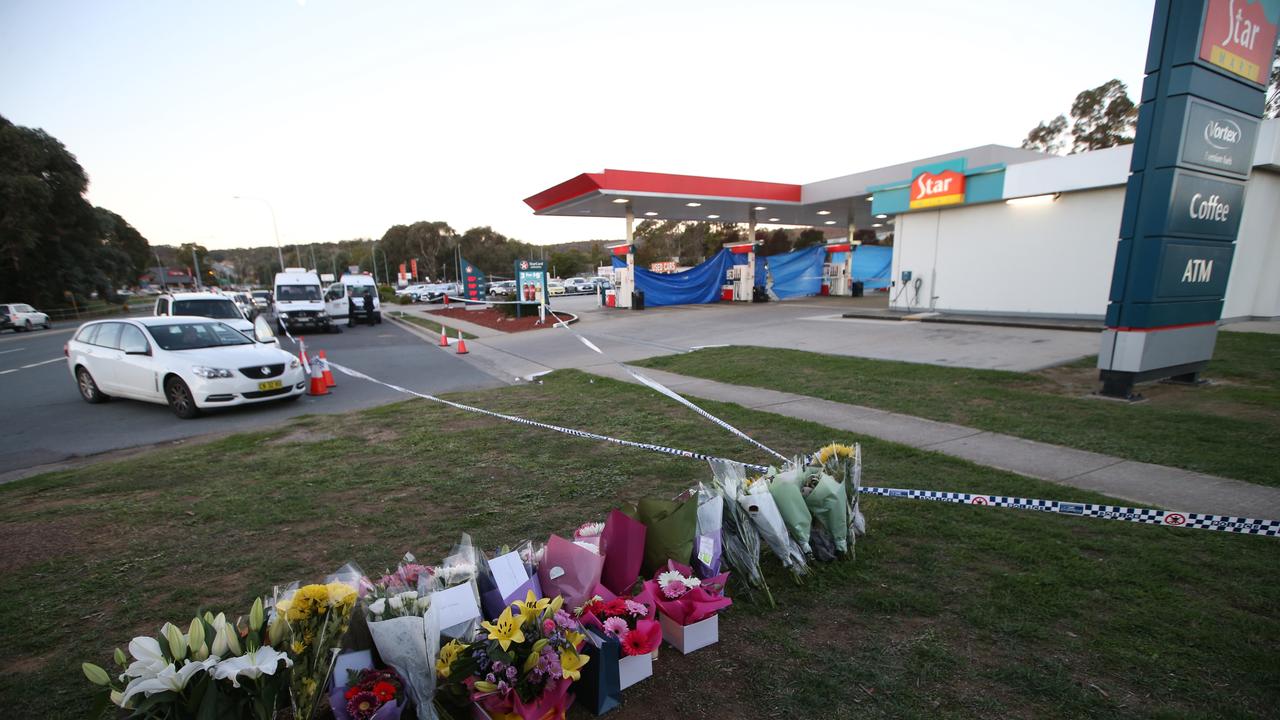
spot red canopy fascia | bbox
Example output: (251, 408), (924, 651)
(524, 169), (801, 213)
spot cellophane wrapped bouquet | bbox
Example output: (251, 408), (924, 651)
(82, 597), (292, 720)
(271, 579), (359, 720)
(437, 593), (590, 720)
(331, 667), (407, 720)
(366, 553), (441, 720)
(814, 442), (866, 552)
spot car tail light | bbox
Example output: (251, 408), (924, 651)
(63, 342), (68, 357)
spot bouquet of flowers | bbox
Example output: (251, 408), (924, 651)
(575, 593), (662, 658)
(706, 462), (772, 607)
(82, 598), (292, 720)
(815, 442), (866, 552)
(572, 521), (605, 551)
(631, 495), (698, 576)
(437, 593), (590, 720)
(763, 462), (814, 554)
(692, 484), (724, 578)
(800, 465), (849, 557)
(598, 509), (646, 596)
(537, 534), (604, 611)
(271, 580), (359, 720)
(644, 561), (732, 626)
(739, 469), (809, 579)
(330, 666), (407, 720)
(364, 555), (442, 720)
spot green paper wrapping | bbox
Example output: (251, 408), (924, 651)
(805, 472), (849, 553)
(768, 474), (813, 553)
(632, 497), (698, 576)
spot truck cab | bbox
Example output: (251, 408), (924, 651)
(273, 268), (334, 334)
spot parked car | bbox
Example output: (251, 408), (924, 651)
(546, 281), (566, 297)
(66, 316), (305, 419)
(396, 283), (433, 301)
(422, 283), (460, 302)
(563, 278), (595, 294)
(153, 291), (256, 339)
(250, 290), (273, 311)
(488, 280), (517, 298)
(1, 303), (52, 332)
(231, 292), (256, 319)
(273, 268), (334, 334)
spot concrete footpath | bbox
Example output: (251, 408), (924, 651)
(585, 364), (1280, 519)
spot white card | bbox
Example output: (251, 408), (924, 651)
(697, 535), (714, 566)
(548, 566), (565, 580)
(333, 650), (374, 687)
(489, 551), (529, 599)
(433, 583), (480, 630)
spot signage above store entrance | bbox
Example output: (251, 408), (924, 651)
(909, 169), (966, 209)
(1198, 0), (1278, 85)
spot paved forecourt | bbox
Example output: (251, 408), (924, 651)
(0, 318), (503, 480)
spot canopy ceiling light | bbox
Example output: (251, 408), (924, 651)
(1006, 193), (1060, 207)
(872, 223), (883, 228)
(816, 210), (831, 216)
(685, 202), (702, 207)
(865, 196), (874, 202)
(875, 214), (887, 219)
(644, 211), (658, 216)
(823, 220), (836, 225)
(768, 217), (780, 222)
(611, 198), (630, 204)
(753, 206), (767, 210)
(707, 214), (720, 219)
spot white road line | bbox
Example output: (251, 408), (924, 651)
(0, 348), (24, 354)
(0, 357), (62, 375)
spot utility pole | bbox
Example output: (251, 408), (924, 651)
(192, 246), (202, 290)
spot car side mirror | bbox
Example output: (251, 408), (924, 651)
(253, 314), (277, 343)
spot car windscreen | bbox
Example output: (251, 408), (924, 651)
(173, 299), (242, 319)
(147, 322), (253, 351)
(276, 284), (320, 302)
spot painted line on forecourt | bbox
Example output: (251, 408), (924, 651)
(328, 361), (1279, 539)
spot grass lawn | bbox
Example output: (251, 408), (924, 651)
(0, 371), (1276, 719)
(633, 331), (1280, 488)
(390, 311), (477, 339)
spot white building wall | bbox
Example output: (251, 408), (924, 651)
(1223, 170), (1280, 320)
(889, 188), (1124, 318)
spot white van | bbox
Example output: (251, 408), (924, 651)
(323, 273), (382, 325)
(273, 268), (334, 334)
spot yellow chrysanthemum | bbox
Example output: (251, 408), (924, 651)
(325, 582), (357, 607)
(817, 443), (854, 464)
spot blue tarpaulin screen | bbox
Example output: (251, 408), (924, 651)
(755, 245), (825, 299)
(846, 245), (892, 290)
(630, 249), (734, 307)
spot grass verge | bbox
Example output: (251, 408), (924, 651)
(390, 311), (477, 339)
(633, 331), (1280, 487)
(0, 371), (1275, 718)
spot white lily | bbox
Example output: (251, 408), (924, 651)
(211, 646), (292, 688)
(369, 598), (387, 616)
(211, 618), (242, 657)
(387, 596), (404, 611)
(121, 658), (213, 704)
(124, 636), (168, 679)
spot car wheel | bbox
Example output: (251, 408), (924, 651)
(23, 320), (32, 332)
(164, 377), (200, 419)
(42, 318), (51, 329)
(76, 367), (109, 404)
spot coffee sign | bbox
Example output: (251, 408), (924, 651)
(1180, 98), (1260, 177)
(1164, 170), (1246, 240)
(908, 169), (966, 209)
(1199, 0), (1278, 85)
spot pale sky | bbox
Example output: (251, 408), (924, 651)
(0, 0), (1153, 249)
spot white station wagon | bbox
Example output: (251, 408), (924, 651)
(66, 316), (306, 418)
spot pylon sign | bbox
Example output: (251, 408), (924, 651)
(1099, 0), (1278, 398)
(515, 259), (548, 306)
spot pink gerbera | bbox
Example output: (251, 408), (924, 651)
(624, 600), (647, 617)
(602, 616), (629, 637)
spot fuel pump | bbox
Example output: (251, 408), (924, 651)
(822, 242), (855, 296)
(724, 242), (756, 301)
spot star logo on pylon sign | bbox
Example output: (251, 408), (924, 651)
(520, 261), (529, 269)
(466, 266), (473, 273)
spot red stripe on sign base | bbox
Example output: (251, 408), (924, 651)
(1107, 321), (1217, 332)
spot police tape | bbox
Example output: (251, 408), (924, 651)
(862, 487), (1280, 537)
(327, 361), (1279, 539)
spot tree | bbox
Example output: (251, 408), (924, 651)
(0, 114), (146, 306)
(1021, 79), (1137, 155)
(96, 208), (150, 276)
(549, 249), (588, 278)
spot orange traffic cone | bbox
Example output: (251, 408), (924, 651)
(438, 325), (449, 347)
(319, 350), (336, 388)
(307, 357), (329, 396)
(455, 329), (469, 355)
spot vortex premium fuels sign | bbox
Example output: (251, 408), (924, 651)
(1180, 99), (1261, 177)
(908, 169), (966, 209)
(1198, 0), (1278, 85)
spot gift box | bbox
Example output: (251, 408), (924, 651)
(618, 651), (653, 690)
(658, 611), (718, 654)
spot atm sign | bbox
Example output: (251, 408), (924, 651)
(1199, 0), (1278, 85)
(909, 169), (966, 209)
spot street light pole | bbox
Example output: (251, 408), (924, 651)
(233, 196), (285, 271)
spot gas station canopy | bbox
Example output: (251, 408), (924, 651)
(523, 168), (875, 229)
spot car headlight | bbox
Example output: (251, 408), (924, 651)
(191, 366), (234, 379)
(278, 311), (289, 318)
(289, 359), (300, 369)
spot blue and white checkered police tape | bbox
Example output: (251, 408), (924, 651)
(862, 487), (1280, 537)
(328, 361), (1280, 540)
